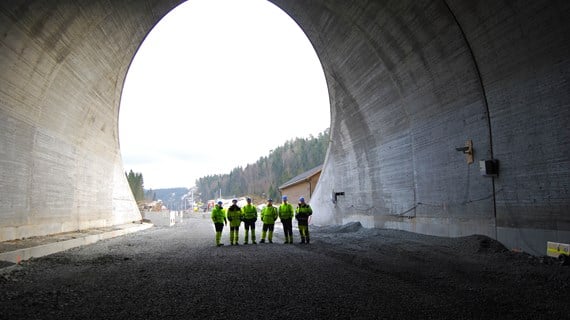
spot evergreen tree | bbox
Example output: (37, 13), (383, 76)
(196, 128), (329, 201)
(126, 170), (145, 204)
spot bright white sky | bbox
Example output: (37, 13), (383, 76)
(119, 0), (330, 190)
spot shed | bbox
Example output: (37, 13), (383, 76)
(278, 165), (322, 204)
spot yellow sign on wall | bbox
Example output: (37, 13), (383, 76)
(547, 241), (570, 258)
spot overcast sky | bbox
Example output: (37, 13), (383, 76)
(119, 0), (330, 190)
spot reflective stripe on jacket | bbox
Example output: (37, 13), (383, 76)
(295, 203), (313, 222)
(261, 205), (278, 224)
(227, 204), (243, 227)
(211, 205), (226, 224)
(278, 203), (294, 220)
(241, 204), (258, 220)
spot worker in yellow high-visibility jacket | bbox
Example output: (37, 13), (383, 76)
(278, 195), (294, 244)
(295, 197), (313, 244)
(226, 199), (243, 245)
(211, 200), (227, 247)
(260, 198), (278, 243)
(241, 197), (258, 244)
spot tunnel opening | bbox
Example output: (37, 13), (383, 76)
(1, 0), (568, 256)
(118, 0), (331, 192)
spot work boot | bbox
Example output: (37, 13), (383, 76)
(300, 238), (306, 244)
(260, 239), (265, 243)
(252, 241), (257, 244)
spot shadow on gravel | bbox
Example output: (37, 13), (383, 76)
(1, 217), (569, 319)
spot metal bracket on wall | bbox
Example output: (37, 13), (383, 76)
(455, 140), (474, 164)
(332, 191), (345, 204)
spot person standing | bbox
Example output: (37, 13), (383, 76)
(211, 200), (227, 247)
(227, 199), (243, 245)
(241, 197), (258, 244)
(295, 197), (313, 244)
(260, 198), (278, 243)
(278, 195), (294, 244)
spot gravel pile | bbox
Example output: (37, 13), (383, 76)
(1, 215), (569, 319)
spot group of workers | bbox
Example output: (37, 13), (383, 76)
(210, 196), (313, 247)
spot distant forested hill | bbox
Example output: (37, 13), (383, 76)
(196, 128), (329, 201)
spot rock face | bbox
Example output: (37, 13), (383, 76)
(1, 1), (569, 255)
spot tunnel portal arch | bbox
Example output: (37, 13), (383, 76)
(0, 0), (569, 255)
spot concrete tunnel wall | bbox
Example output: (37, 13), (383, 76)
(275, 0), (570, 255)
(0, 1), (569, 255)
(0, 0), (183, 241)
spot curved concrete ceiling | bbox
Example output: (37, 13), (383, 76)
(1, 1), (569, 255)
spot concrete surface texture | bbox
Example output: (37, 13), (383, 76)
(0, 222), (152, 265)
(1, 216), (569, 319)
(0, 1), (569, 255)
(0, 1), (182, 242)
(272, 0), (570, 255)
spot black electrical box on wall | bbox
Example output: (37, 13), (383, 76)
(479, 159), (499, 177)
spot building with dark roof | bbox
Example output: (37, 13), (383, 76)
(278, 165), (322, 204)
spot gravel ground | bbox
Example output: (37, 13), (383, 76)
(1, 215), (569, 319)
